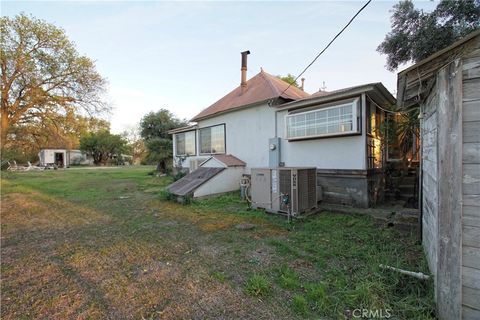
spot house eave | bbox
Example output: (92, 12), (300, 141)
(168, 125), (198, 135)
(277, 83), (395, 112)
(191, 97), (289, 122)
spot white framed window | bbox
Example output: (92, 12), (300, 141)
(199, 124), (225, 154)
(286, 99), (360, 140)
(175, 131), (196, 156)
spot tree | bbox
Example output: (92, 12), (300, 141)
(277, 74), (299, 88)
(80, 130), (128, 165)
(378, 0), (480, 71)
(121, 125), (146, 164)
(139, 109), (186, 173)
(1, 14), (109, 151)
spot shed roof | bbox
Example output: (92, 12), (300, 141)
(167, 167), (225, 196)
(191, 70), (309, 121)
(205, 154), (246, 167)
(397, 30), (480, 109)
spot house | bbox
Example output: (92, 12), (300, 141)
(38, 148), (93, 167)
(168, 51), (395, 207)
(396, 30), (480, 320)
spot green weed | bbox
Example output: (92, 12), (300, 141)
(292, 294), (309, 317)
(245, 274), (271, 297)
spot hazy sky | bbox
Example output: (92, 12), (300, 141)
(2, 1), (437, 133)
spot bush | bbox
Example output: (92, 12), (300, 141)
(159, 189), (175, 201)
(1, 160), (11, 171)
(1, 147), (38, 165)
(172, 170), (187, 181)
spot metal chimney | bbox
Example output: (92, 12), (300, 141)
(300, 78), (305, 91)
(241, 50), (250, 88)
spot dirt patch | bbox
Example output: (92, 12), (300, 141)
(198, 244), (226, 259)
(246, 245), (274, 267)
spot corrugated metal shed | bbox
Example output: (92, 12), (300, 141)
(167, 167), (225, 196)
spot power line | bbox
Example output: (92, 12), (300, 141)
(279, 0), (372, 97)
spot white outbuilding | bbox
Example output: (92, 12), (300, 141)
(38, 149), (93, 167)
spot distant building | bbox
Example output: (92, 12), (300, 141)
(38, 149), (93, 167)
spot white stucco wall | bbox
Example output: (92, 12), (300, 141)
(173, 95), (371, 172)
(193, 167), (245, 198)
(275, 107), (366, 170)
(174, 102), (276, 172)
(200, 157), (225, 168)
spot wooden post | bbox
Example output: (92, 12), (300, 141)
(436, 59), (463, 320)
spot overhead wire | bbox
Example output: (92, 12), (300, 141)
(278, 0), (372, 100)
(366, 93), (420, 115)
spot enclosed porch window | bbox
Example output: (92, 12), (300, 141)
(175, 131), (196, 156)
(199, 124), (225, 154)
(286, 99), (360, 140)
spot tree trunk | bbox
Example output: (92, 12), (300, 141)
(1, 110), (10, 154)
(156, 159), (167, 173)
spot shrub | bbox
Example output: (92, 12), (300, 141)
(159, 189), (175, 201)
(172, 170), (187, 181)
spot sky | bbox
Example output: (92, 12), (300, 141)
(2, 0), (438, 133)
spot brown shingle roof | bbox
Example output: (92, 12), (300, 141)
(211, 154), (246, 167)
(191, 70), (310, 121)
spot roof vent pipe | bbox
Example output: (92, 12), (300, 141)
(241, 50), (250, 88)
(300, 78), (305, 91)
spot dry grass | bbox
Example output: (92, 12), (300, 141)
(1, 167), (434, 319)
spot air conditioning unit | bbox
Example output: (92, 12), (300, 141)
(189, 158), (204, 172)
(251, 167), (317, 216)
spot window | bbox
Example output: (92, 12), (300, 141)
(366, 100), (382, 137)
(286, 99), (359, 139)
(175, 131), (196, 156)
(199, 124), (225, 154)
(367, 103), (375, 135)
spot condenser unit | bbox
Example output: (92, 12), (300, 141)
(251, 167), (317, 216)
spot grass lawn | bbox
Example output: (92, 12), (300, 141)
(1, 166), (435, 319)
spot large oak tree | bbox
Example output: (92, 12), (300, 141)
(378, 0), (480, 71)
(0, 14), (109, 151)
